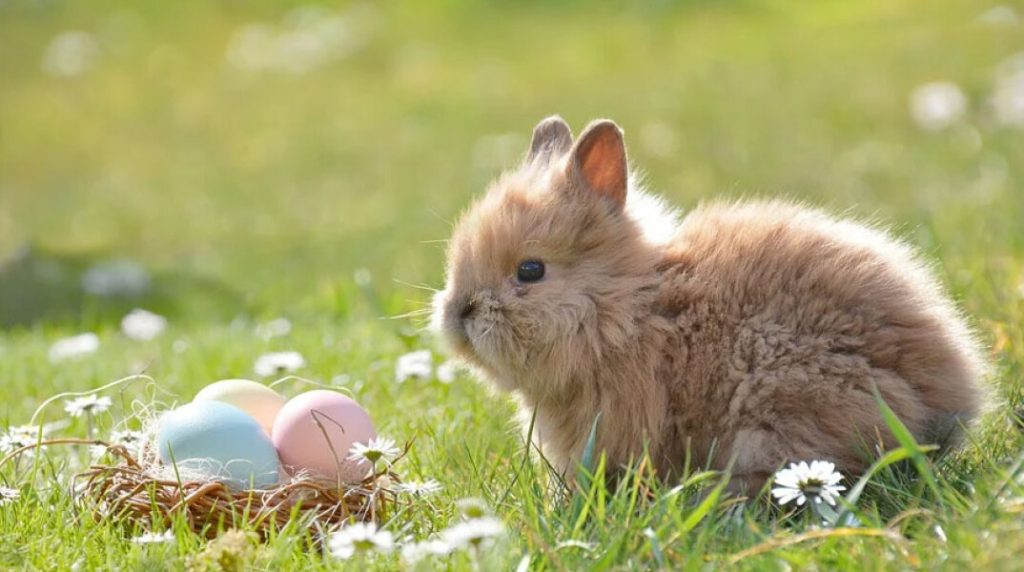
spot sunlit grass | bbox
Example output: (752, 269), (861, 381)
(1, 0), (1023, 569)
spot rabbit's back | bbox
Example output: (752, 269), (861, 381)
(652, 200), (983, 483)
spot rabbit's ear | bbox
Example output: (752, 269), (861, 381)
(527, 115), (573, 164)
(568, 120), (627, 210)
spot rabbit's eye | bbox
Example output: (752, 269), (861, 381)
(516, 259), (545, 283)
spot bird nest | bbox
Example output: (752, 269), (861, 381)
(2, 438), (409, 539)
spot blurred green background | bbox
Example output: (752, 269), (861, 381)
(2, 2), (1024, 568)
(0, 0), (1021, 329)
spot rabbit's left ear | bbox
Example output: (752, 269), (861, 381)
(568, 119), (627, 211)
(527, 115), (573, 164)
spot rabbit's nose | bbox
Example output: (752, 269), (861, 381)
(458, 300), (476, 321)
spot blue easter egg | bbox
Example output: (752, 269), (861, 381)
(157, 400), (281, 490)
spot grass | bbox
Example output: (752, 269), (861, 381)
(1, 0), (1024, 569)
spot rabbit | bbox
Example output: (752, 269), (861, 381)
(432, 115), (985, 491)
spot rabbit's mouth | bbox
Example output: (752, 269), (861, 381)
(445, 317), (476, 356)
(432, 289), (520, 374)
(432, 290), (484, 359)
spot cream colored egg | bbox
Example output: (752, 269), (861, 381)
(193, 379), (285, 435)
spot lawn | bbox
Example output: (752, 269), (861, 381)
(1, 0), (1023, 569)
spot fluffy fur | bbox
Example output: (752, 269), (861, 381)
(433, 116), (985, 489)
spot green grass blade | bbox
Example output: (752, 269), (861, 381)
(872, 385), (942, 499)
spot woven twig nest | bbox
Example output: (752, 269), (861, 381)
(4, 438), (409, 539)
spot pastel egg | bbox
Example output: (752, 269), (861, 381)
(271, 390), (376, 483)
(193, 379), (285, 435)
(157, 401), (281, 490)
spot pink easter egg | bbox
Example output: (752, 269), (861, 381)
(271, 390), (376, 483)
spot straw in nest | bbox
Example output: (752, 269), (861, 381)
(1, 438), (410, 539)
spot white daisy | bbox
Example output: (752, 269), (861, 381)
(440, 516), (505, 550)
(909, 81), (967, 131)
(225, 6), (367, 76)
(353, 267), (372, 287)
(0, 486), (20, 506)
(347, 437), (401, 467)
(110, 429), (145, 450)
(455, 497), (490, 519)
(976, 5), (1019, 27)
(771, 460), (847, 507)
(93, 429), (146, 458)
(436, 360), (459, 384)
(0, 425), (42, 455)
(991, 54), (1024, 128)
(80, 259), (150, 297)
(255, 317), (292, 340)
(556, 539), (597, 551)
(253, 351), (306, 377)
(41, 30), (99, 78)
(396, 479), (442, 496)
(121, 309), (167, 341)
(131, 530), (175, 545)
(395, 350), (432, 383)
(64, 394), (112, 418)
(48, 333), (99, 362)
(400, 538), (451, 564)
(328, 522), (394, 559)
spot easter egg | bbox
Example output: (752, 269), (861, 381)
(271, 390), (376, 483)
(157, 401), (281, 490)
(193, 379), (285, 435)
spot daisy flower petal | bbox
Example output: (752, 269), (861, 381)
(770, 460), (846, 507)
(328, 523), (394, 560)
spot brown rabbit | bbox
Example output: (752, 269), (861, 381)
(432, 116), (985, 490)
